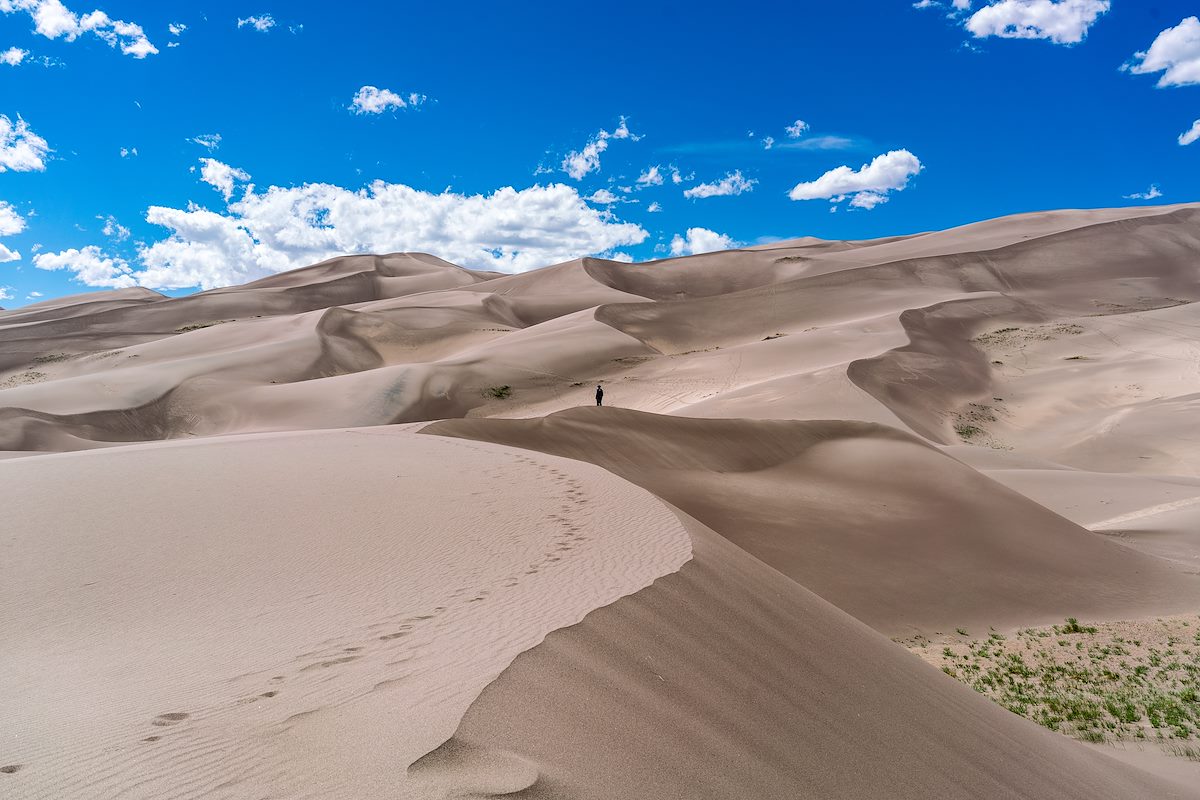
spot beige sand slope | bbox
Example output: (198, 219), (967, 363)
(0, 428), (691, 799)
(412, 521), (1194, 800)
(425, 408), (1200, 634)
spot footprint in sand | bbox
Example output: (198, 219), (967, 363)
(151, 712), (190, 727)
(300, 655), (359, 672)
(0, 765), (23, 774)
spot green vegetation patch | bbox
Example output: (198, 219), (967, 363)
(910, 616), (1200, 752)
(954, 423), (983, 440)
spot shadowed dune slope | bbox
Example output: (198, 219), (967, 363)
(425, 408), (1200, 634)
(411, 521), (1196, 800)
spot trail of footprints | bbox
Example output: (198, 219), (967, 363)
(130, 444), (592, 758)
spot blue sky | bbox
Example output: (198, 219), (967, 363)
(0, 0), (1197, 305)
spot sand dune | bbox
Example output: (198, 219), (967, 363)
(5, 202), (1200, 797)
(0, 428), (691, 799)
(413, 520), (1193, 800)
(426, 408), (1200, 634)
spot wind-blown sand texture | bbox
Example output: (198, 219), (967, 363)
(4, 203), (1200, 797)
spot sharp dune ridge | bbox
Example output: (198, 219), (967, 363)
(4, 203), (1200, 798)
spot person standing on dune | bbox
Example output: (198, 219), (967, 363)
(595, 384), (604, 407)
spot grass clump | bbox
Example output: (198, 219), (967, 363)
(1055, 617), (1098, 635)
(175, 320), (227, 333)
(954, 423), (982, 440)
(485, 385), (512, 399)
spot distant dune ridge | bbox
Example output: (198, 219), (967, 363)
(3, 203), (1200, 798)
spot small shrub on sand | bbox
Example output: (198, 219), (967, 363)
(485, 385), (512, 399)
(954, 423), (982, 439)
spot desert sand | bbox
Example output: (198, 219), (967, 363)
(3, 202), (1200, 798)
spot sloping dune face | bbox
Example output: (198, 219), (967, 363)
(0, 428), (691, 798)
(410, 523), (1193, 800)
(425, 409), (1200, 634)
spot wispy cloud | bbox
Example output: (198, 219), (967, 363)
(683, 170), (756, 199)
(660, 134), (863, 155)
(1123, 184), (1162, 200)
(189, 133), (222, 150)
(237, 14), (275, 32)
(561, 117), (641, 180)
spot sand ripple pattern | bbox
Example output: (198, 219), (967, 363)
(0, 429), (691, 799)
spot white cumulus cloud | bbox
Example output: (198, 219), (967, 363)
(198, 158), (252, 201)
(1, 46), (27, 64)
(0, 0), (157, 57)
(561, 116), (640, 180)
(348, 85), (425, 115)
(647, 201), (662, 212)
(585, 188), (622, 205)
(34, 245), (137, 287)
(99, 213), (130, 240)
(964, 0), (1109, 45)
(0, 200), (26, 235)
(0, 114), (50, 171)
(636, 165), (663, 186)
(1178, 119), (1200, 146)
(237, 14), (275, 32)
(168, 21), (186, 35)
(683, 170), (756, 199)
(1125, 17), (1200, 88)
(785, 119), (809, 138)
(669, 227), (738, 256)
(789, 149), (923, 209)
(44, 181), (648, 290)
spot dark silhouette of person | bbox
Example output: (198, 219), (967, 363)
(595, 384), (604, 407)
